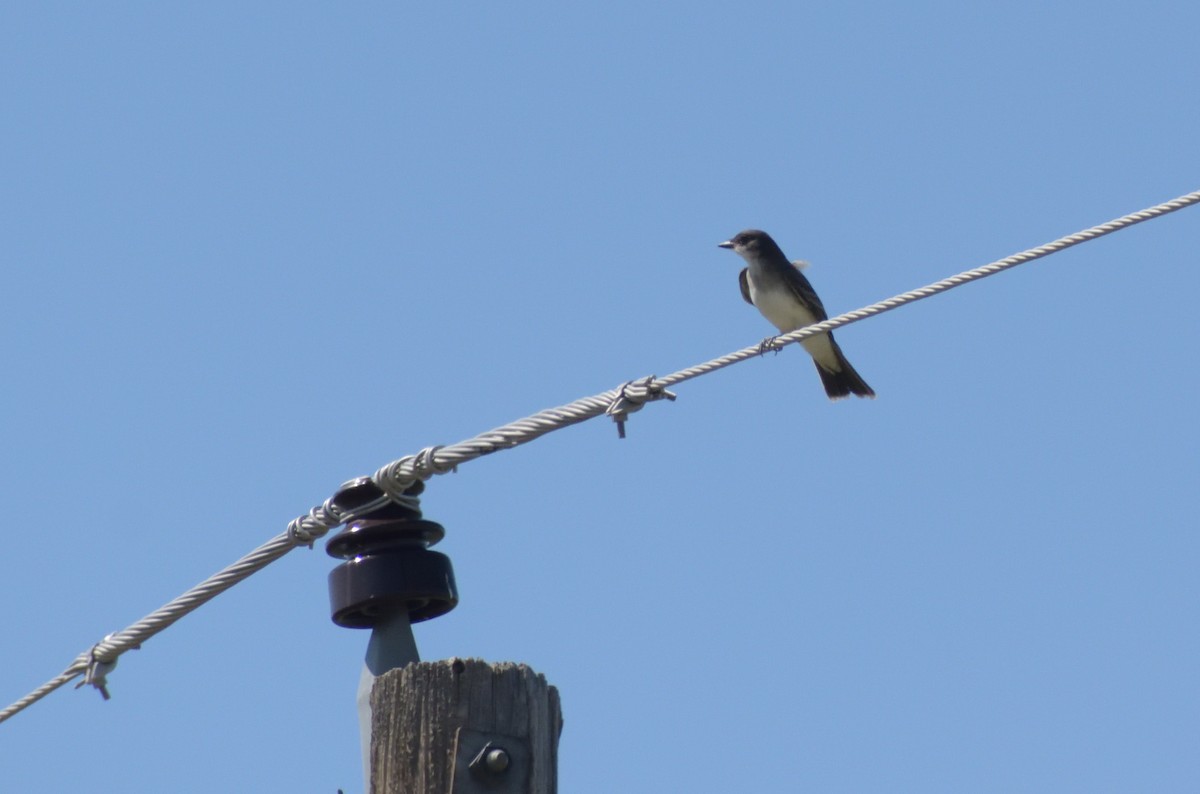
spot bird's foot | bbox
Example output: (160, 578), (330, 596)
(757, 336), (784, 356)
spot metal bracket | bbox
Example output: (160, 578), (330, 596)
(451, 728), (530, 793)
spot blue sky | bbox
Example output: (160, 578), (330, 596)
(3, 3), (1198, 792)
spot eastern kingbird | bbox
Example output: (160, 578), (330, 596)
(719, 229), (875, 400)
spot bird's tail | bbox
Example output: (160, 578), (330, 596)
(815, 338), (875, 400)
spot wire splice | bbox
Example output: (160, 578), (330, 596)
(73, 636), (123, 701)
(606, 377), (678, 438)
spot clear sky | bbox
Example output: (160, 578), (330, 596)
(3, 3), (1198, 792)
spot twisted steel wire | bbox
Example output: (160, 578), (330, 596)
(3, 188), (1196, 725)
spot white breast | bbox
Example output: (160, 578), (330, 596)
(747, 274), (818, 331)
(746, 269), (840, 370)
(744, 267), (820, 328)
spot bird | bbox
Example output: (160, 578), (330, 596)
(718, 229), (874, 400)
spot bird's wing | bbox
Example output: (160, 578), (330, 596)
(780, 262), (830, 321)
(738, 268), (753, 306)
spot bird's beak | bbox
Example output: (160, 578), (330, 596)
(717, 240), (735, 249)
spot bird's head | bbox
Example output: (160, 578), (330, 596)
(717, 229), (782, 261)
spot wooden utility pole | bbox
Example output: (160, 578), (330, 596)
(324, 481), (560, 791)
(369, 659), (562, 794)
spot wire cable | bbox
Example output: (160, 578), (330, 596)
(3, 188), (1197, 725)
